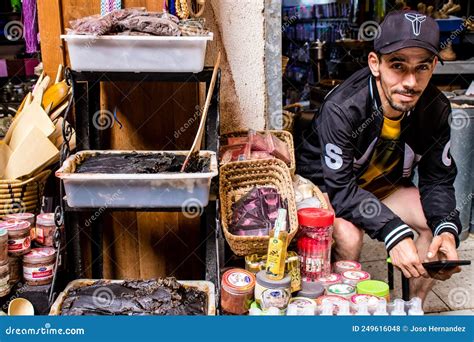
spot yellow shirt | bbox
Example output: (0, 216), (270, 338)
(359, 114), (405, 199)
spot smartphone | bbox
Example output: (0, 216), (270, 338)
(422, 260), (471, 271)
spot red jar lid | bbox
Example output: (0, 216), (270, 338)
(297, 208), (334, 228)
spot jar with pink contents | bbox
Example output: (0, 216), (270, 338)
(297, 208), (334, 280)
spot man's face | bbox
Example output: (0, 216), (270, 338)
(376, 47), (437, 112)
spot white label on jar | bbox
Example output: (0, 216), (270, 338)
(228, 272), (251, 287)
(23, 264), (54, 281)
(305, 257), (322, 273)
(8, 237), (31, 252)
(261, 288), (291, 309)
(36, 227), (44, 244)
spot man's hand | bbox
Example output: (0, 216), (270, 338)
(424, 232), (461, 280)
(389, 237), (428, 279)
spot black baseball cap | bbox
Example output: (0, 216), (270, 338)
(374, 10), (442, 62)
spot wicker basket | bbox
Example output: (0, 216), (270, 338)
(219, 159), (298, 256)
(220, 130), (296, 174)
(0, 170), (51, 218)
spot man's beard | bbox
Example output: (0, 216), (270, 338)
(386, 93), (417, 112)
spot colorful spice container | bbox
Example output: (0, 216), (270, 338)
(22, 248), (56, 286)
(316, 273), (342, 288)
(356, 280), (390, 302)
(297, 208), (334, 280)
(5, 220), (31, 256)
(0, 227), (8, 264)
(221, 269), (256, 315)
(342, 270), (371, 286)
(35, 213), (57, 247)
(326, 283), (356, 299)
(333, 260), (362, 274)
(8, 255), (22, 285)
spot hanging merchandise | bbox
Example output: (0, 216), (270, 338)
(22, 0), (39, 53)
(10, 0), (21, 12)
(101, 0), (122, 16)
(175, 0), (190, 19)
(188, 0), (206, 18)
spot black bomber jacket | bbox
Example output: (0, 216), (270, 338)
(296, 67), (461, 252)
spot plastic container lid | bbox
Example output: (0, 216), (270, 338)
(327, 283), (356, 296)
(4, 220), (31, 231)
(0, 227), (7, 237)
(297, 208), (334, 228)
(317, 273), (342, 286)
(356, 280), (390, 297)
(256, 270), (291, 289)
(4, 213), (34, 220)
(0, 221), (17, 231)
(296, 279), (325, 298)
(23, 248), (56, 264)
(342, 270), (371, 281)
(334, 260), (361, 272)
(36, 213), (56, 226)
(222, 269), (256, 293)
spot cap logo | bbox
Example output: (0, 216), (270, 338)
(404, 13), (426, 36)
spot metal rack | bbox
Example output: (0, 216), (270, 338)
(54, 67), (222, 295)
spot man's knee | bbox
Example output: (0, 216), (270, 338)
(332, 218), (364, 260)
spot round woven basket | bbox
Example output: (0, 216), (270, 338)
(0, 170), (51, 218)
(219, 159), (298, 256)
(220, 130), (296, 174)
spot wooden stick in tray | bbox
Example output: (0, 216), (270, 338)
(181, 51), (221, 172)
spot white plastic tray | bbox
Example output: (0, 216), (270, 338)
(55, 150), (218, 208)
(61, 33), (213, 72)
(49, 279), (216, 316)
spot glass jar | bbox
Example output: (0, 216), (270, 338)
(342, 270), (371, 286)
(5, 220), (31, 256)
(297, 208), (334, 280)
(23, 248), (56, 286)
(0, 227), (8, 264)
(220, 269), (255, 315)
(36, 213), (60, 247)
(333, 260), (361, 275)
(8, 255), (22, 285)
(254, 270), (291, 313)
(0, 261), (10, 297)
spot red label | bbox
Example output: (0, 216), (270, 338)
(33, 270), (53, 279)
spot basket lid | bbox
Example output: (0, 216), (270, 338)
(297, 208), (334, 228)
